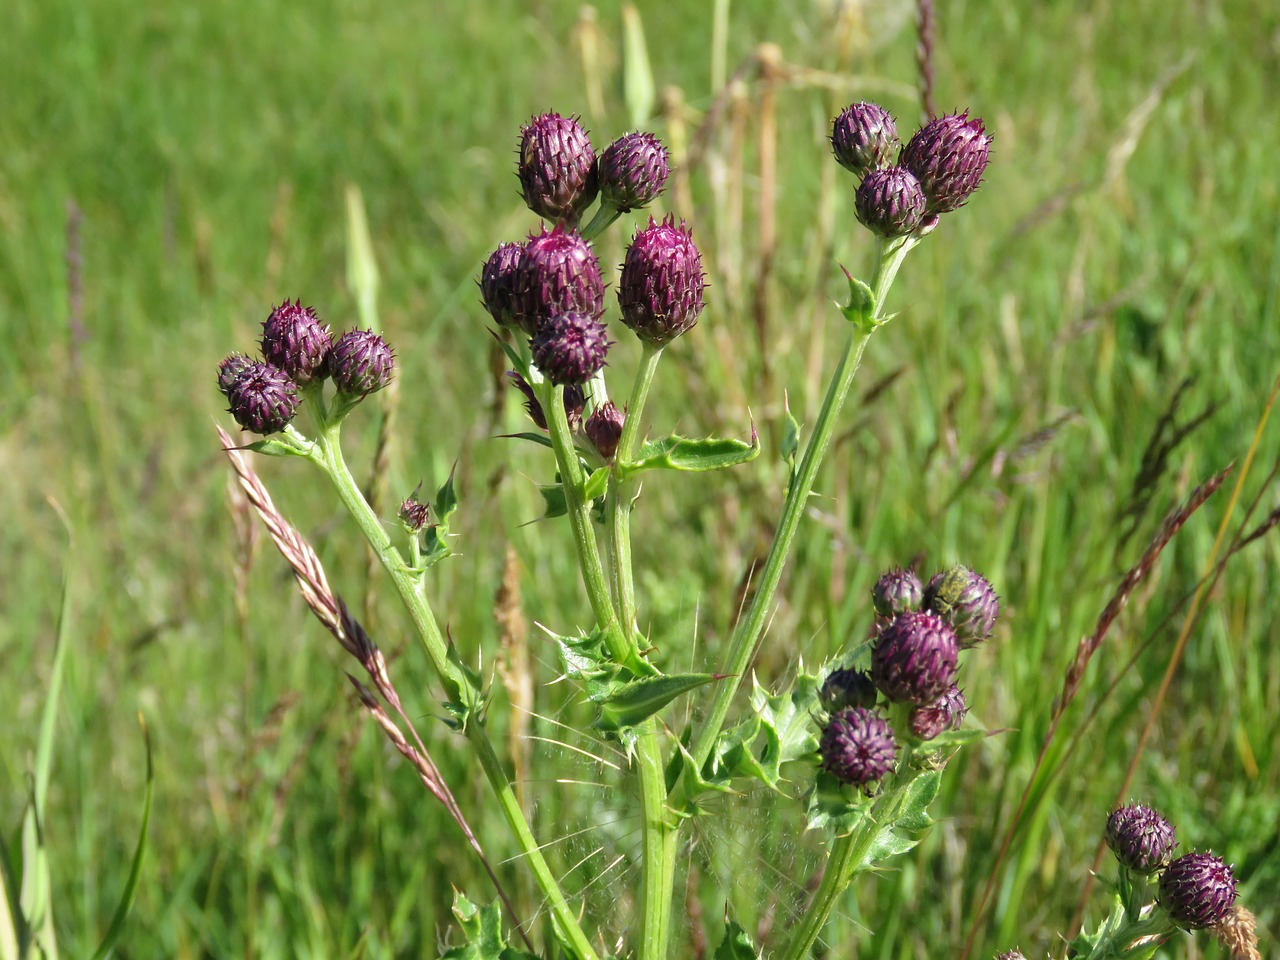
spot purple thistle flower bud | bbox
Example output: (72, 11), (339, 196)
(872, 567), (924, 618)
(923, 564), (999, 648)
(506, 371), (585, 431)
(517, 112), (599, 224)
(530, 312), (610, 386)
(870, 610), (959, 705)
(1105, 803), (1178, 874)
(514, 226), (605, 336)
(855, 167), (927, 239)
(908, 685), (968, 741)
(479, 241), (524, 328)
(217, 352), (255, 398)
(585, 401), (625, 460)
(993, 952), (1027, 960)
(618, 215), (706, 346)
(820, 667), (879, 713)
(225, 361), (298, 435)
(820, 706), (897, 787)
(901, 111), (992, 215)
(399, 491), (430, 532)
(830, 101), (899, 179)
(260, 300), (332, 385)
(1158, 852), (1237, 929)
(330, 329), (395, 397)
(599, 132), (670, 212)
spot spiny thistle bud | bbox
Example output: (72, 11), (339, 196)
(870, 610), (959, 705)
(399, 491), (430, 532)
(923, 564), (999, 648)
(1105, 803), (1178, 874)
(330, 329), (395, 397)
(506, 372), (585, 432)
(830, 101), (898, 179)
(908, 685), (968, 741)
(872, 567), (924, 618)
(901, 111), (992, 215)
(517, 112), (599, 224)
(514, 226), (605, 336)
(599, 132), (670, 212)
(530, 312), (610, 386)
(260, 300), (332, 385)
(585, 401), (625, 460)
(479, 241), (524, 328)
(855, 167), (926, 238)
(618, 215), (706, 346)
(217, 353), (255, 398)
(820, 667), (879, 713)
(1158, 853), (1237, 929)
(225, 361), (298, 434)
(993, 951), (1027, 960)
(820, 706), (897, 787)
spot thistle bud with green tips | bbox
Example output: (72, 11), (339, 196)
(923, 564), (999, 647)
(830, 101), (898, 179)
(599, 132), (670, 212)
(618, 215), (706, 346)
(330, 329), (395, 397)
(260, 300), (332, 385)
(225, 361), (298, 435)
(820, 667), (878, 713)
(819, 706), (897, 788)
(855, 167), (927, 239)
(901, 111), (992, 215)
(514, 226), (605, 336)
(1159, 853), (1237, 929)
(870, 610), (958, 705)
(530, 312), (610, 386)
(872, 567), (924, 618)
(518, 112), (599, 224)
(217, 352), (255, 398)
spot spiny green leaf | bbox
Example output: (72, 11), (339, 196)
(596, 673), (721, 732)
(538, 483), (568, 520)
(440, 893), (539, 960)
(243, 436), (311, 458)
(434, 464), (460, 523)
(713, 916), (761, 960)
(619, 431), (760, 479)
(583, 466), (609, 502)
(780, 397), (801, 472)
(839, 268), (876, 332)
(497, 431), (554, 450)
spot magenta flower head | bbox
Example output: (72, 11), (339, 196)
(855, 167), (926, 238)
(217, 352), (255, 398)
(923, 564), (999, 648)
(830, 101), (898, 179)
(530, 312), (610, 386)
(260, 300), (332, 385)
(872, 567), (924, 619)
(513, 226), (605, 336)
(517, 112), (599, 224)
(479, 241), (524, 329)
(820, 706), (897, 788)
(618, 215), (706, 346)
(1158, 852), (1237, 929)
(329, 330), (395, 397)
(820, 667), (878, 713)
(225, 361), (298, 435)
(599, 132), (670, 212)
(901, 111), (992, 215)
(1105, 803), (1177, 874)
(908, 685), (968, 741)
(870, 610), (959, 705)
(507, 371), (585, 431)
(585, 401), (625, 460)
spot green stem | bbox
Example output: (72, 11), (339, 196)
(580, 203), (623, 243)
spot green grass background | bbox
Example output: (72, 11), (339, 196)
(3, 0), (1277, 956)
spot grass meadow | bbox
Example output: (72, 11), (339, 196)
(3, 0), (1277, 956)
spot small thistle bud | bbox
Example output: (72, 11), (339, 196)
(994, 951), (1027, 960)
(507, 372), (585, 431)
(399, 491), (430, 532)
(855, 167), (927, 239)
(830, 101), (898, 179)
(599, 132), (670, 212)
(820, 667), (878, 713)
(923, 564), (999, 648)
(585, 401), (625, 460)
(870, 611), (959, 705)
(908, 685), (968, 741)
(517, 112), (599, 224)
(618, 215), (706, 346)
(530, 312), (610, 386)
(1105, 803), (1178, 874)
(260, 300), (332, 385)
(217, 352), (255, 398)
(820, 706), (897, 787)
(872, 567), (924, 618)
(1158, 853), (1237, 929)
(330, 329), (395, 397)
(901, 111), (992, 215)
(479, 241), (524, 328)
(514, 226), (605, 336)
(225, 361), (298, 434)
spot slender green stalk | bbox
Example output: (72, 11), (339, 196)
(580, 203), (623, 242)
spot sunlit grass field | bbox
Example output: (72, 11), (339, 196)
(3, 0), (1277, 956)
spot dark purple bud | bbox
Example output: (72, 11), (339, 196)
(514, 226), (605, 336)
(901, 111), (992, 215)
(226, 361), (298, 435)
(260, 300), (332, 385)
(479, 241), (524, 328)
(1158, 853), (1237, 929)
(1105, 803), (1178, 874)
(908, 685), (968, 741)
(855, 167), (926, 238)
(517, 112), (599, 224)
(585, 401), (625, 460)
(870, 610), (959, 705)
(993, 952), (1027, 960)
(820, 667), (878, 713)
(599, 132), (670, 212)
(820, 706), (897, 787)
(923, 564), (999, 648)
(872, 567), (924, 618)
(330, 329), (395, 397)
(507, 371), (585, 431)
(830, 101), (898, 179)
(399, 491), (430, 532)
(618, 215), (706, 346)
(530, 312), (610, 386)
(217, 352), (255, 398)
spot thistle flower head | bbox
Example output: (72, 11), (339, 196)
(830, 101), (898, 179)
(599, 132), (670, 212)
(1105, 803), (1178, 874)
(530, 312), (611, 386)
(225, 361), (298, 434)
(479, 241), (525, 328)
(820, 667), (879, 713)
(870, 610), (959, 705)
(855, 167), (927, 238)
(872, 567), (924, 618)
(901, 111), (992, 215)
(819, 706), (897, 787)
(1158, 852), (1237, 929)
(514, 225), (605, 336)
(399, 491), (430, 532)
(908, 684), (968, 741)
(518, 112), (599, 223)
(923, 564), (999, 647)
(993, 952), (1027, 960)
(507, 371), (585, 431)
(585, 401), (625, 460)
(217, 352), (255, 398)
(260, 300), (332, 385)
(618, 215), (706, 346)
(330, 329), (395, 397)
